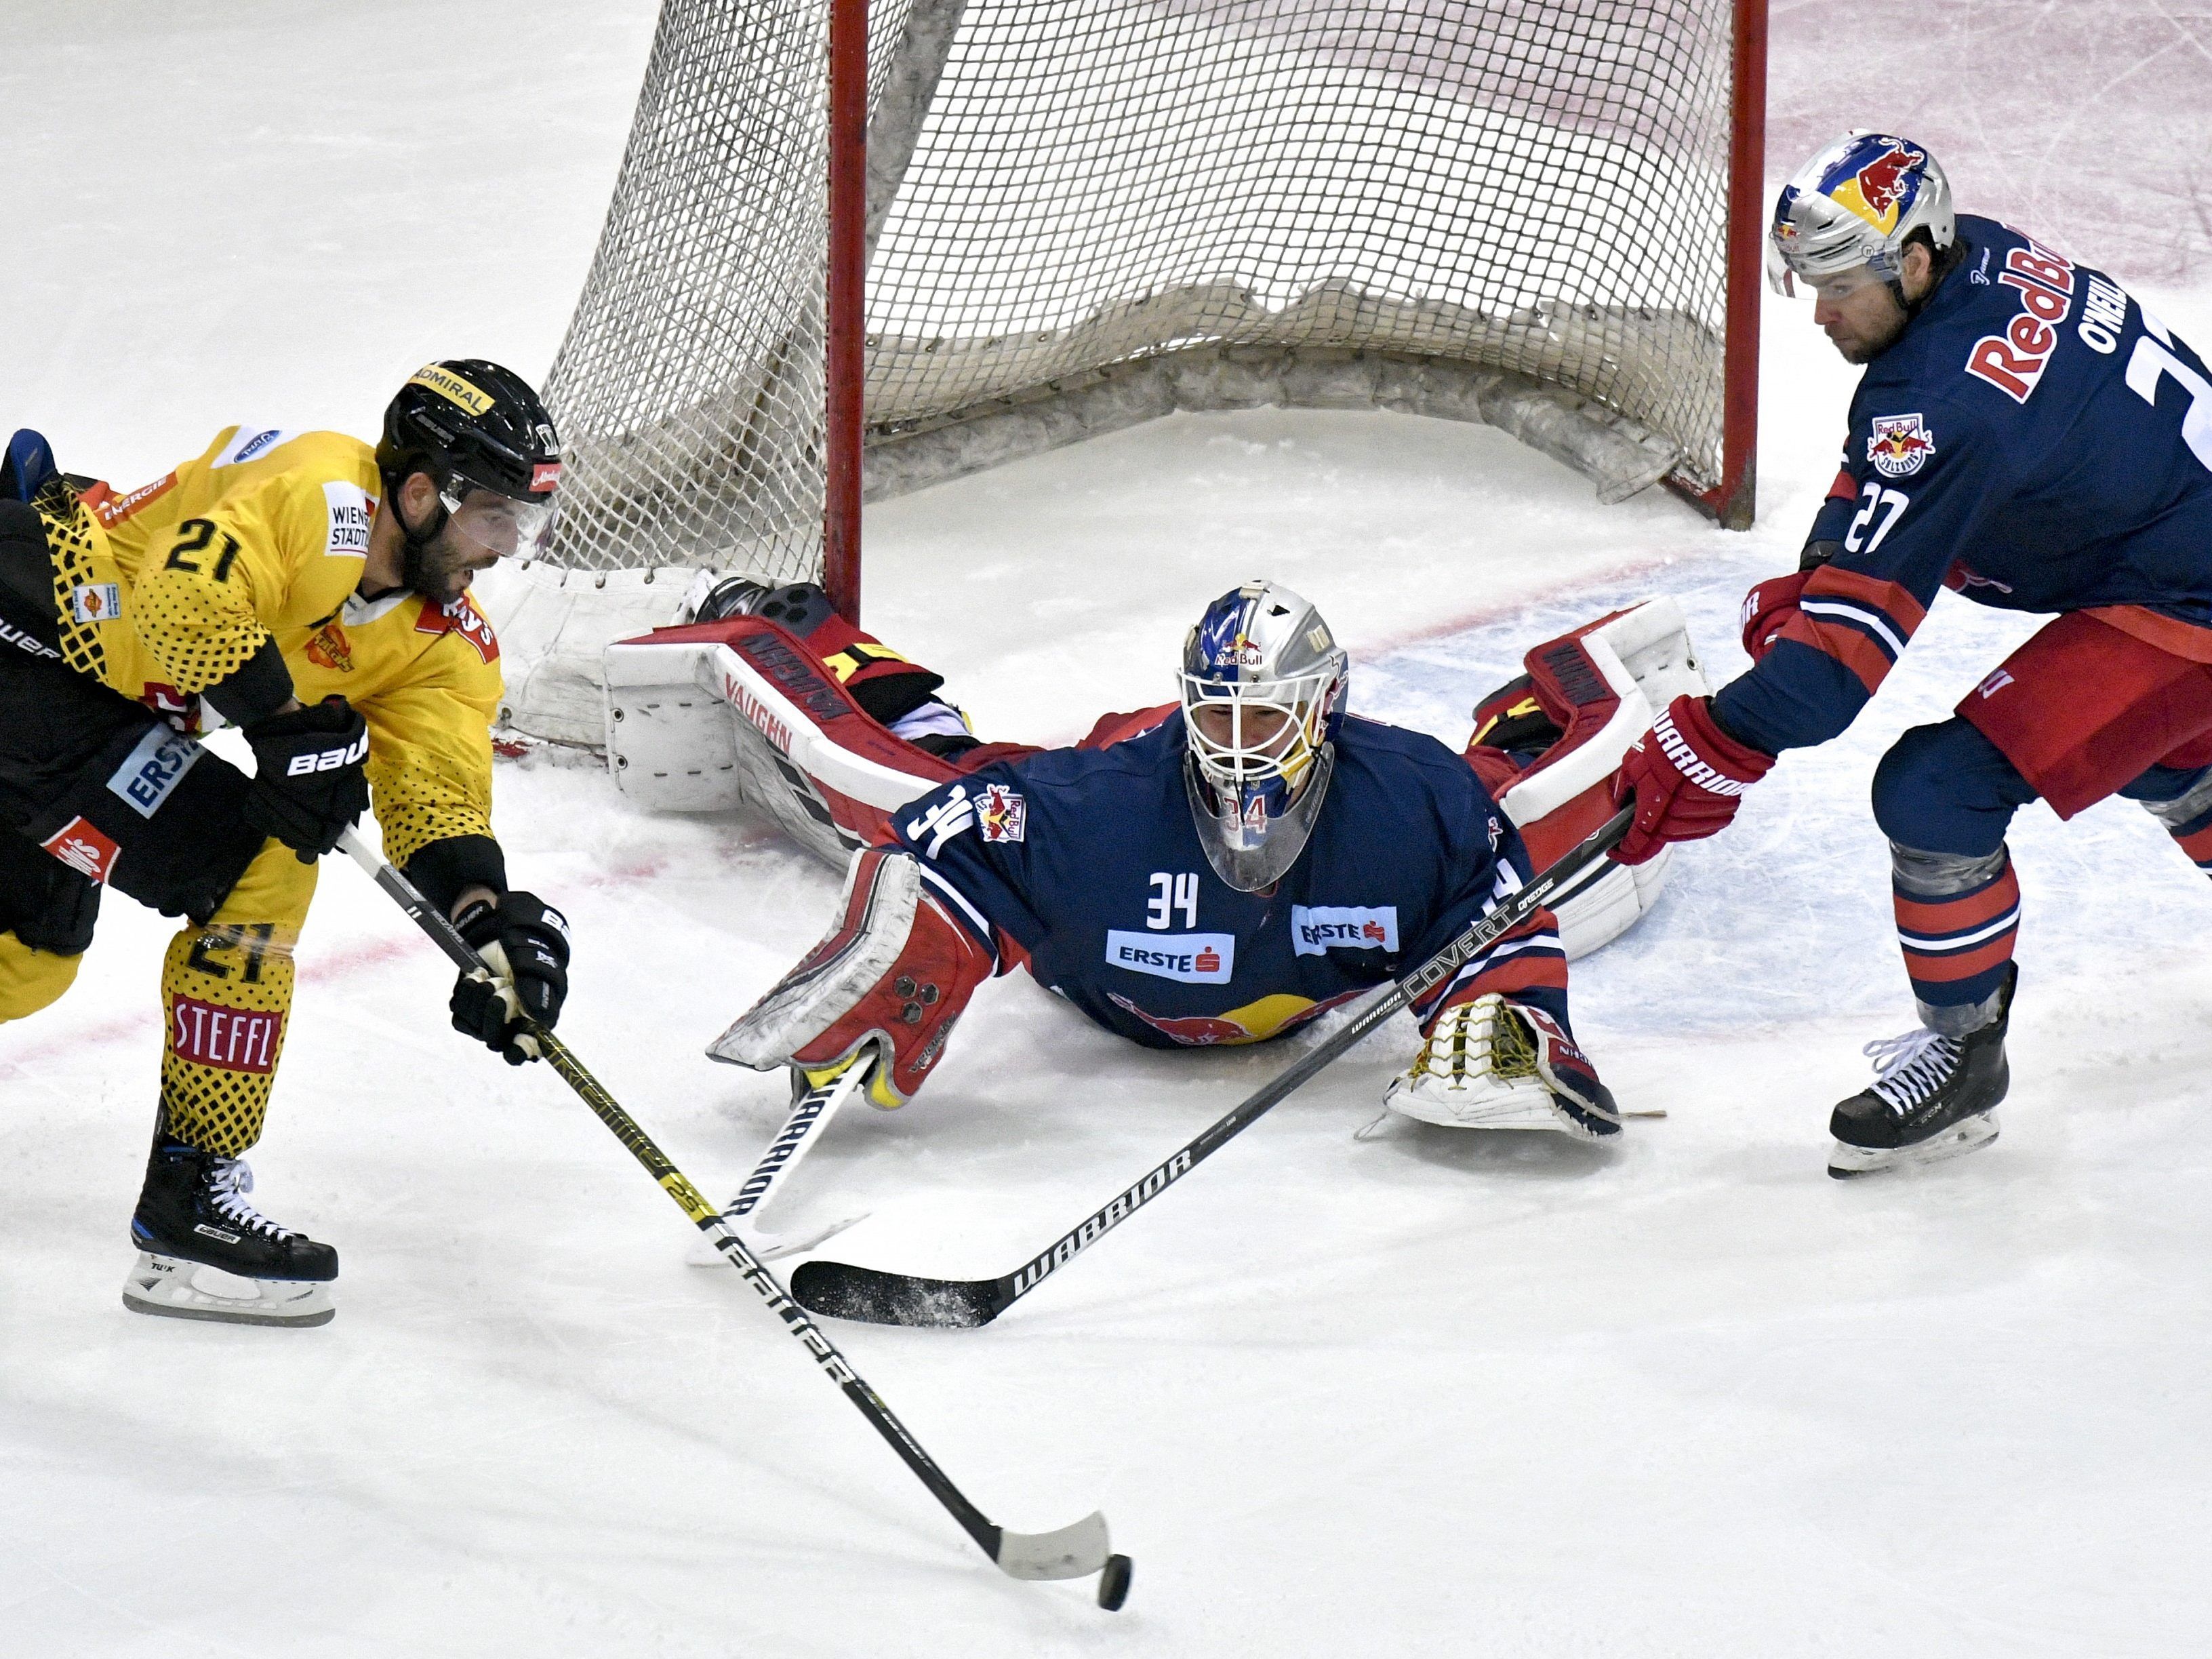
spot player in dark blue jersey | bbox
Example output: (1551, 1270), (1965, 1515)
(712, 581), (1621, 1144)
(1613, 132), (2212, 1176)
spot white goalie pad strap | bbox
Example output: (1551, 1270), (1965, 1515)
(1548, 848), (1673, 959)
(708, 850), (924, 1071)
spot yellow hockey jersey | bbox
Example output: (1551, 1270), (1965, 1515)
(43, 425), (502, 871)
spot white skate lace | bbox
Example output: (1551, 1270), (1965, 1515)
(206, 1159), (296, 1241)
(1862, 1028), (1962, 1114)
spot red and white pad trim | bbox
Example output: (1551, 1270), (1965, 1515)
(605, 615), (979, 861)
(707, 847), (995, 1106)
(1478, 597), (1710, 958)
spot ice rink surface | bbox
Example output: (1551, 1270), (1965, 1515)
(5, 4), (2212, 1655)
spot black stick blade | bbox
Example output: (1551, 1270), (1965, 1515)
(790, 1259), (1009, 1327)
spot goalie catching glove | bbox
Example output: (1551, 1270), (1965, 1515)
(707, 847), (994, 1107)
(450, 891), (572, 1063)
(1385, 993), (1620, 1140)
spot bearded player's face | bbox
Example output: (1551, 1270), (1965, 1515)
(411, 522), (499, 603)
(1804, 241), (1938, 365)
(394, 474), (503, 603)
(1810, 267), (1910, 364)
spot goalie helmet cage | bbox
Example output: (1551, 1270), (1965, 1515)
(501, 0), (1766, 745)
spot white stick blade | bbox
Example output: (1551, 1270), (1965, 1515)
(994, 1511), (1112, 1580)
(687, 1214), (870, 1266)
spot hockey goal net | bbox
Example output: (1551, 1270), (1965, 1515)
(490, 0), (1765, 743)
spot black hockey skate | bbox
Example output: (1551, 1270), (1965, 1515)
(123, 1137), (338, 1327)
(1828, 967), (2013, 1178)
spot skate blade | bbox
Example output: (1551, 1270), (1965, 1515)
(121, 1252), (336, 1328)
(687, 1212), (871, 1266)
(1828, 1113), (2001, 1179)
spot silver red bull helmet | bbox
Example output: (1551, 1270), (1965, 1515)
(1178, 580), (1350, 892)
(1768, 132), (1954, 301)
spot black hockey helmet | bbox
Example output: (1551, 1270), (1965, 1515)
(377, 360), (561, 561)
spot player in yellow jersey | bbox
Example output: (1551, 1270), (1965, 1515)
(0, 361), (576, 1327)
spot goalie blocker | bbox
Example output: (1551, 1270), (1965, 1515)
(603, 586), (1708, 961)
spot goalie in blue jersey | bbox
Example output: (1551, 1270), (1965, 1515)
(710, 580), (1622, 1141)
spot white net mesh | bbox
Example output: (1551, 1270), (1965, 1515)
(868, 0), (1732, 458)
(511, 0), (1741, 740)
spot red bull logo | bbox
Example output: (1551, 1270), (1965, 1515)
(1866, 412), (1935, 477)
(1856, 144), (1919, 215)
(1830, 140), (1923, 233)
(1965, 238), (2078, 403)
(979, 783), (1027, 843)
(1108, 988), (1361, 1046)
(1219, 633), (1264, 669)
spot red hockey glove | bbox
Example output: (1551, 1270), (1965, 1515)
(1738, 570), (1811, 663)
(1611, 694), (1773, 866)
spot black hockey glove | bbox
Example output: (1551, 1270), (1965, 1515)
(451, 891), (571, 1064)
(242, 696), (370, 862)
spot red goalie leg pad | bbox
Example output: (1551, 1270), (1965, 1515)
(711, 850), (998, 1106)
(786, 885), (995, 1108)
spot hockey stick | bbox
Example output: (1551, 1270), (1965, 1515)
(334, 830), (1131, 1605)
(791, 805), (1634, 1330)
(687, 1062), (872, 1264)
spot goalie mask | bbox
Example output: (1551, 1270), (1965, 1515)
(1179, 580), (1349, 892)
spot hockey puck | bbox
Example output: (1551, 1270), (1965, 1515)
(1096, 1553), (1133, 1611)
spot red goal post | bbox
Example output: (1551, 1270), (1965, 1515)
(491, 0), (1766, 744)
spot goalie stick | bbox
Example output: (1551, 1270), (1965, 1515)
(687, 1062), (872, 1265)
(335, 830), (1130, 1604)
(790, 805), (1634, 1330)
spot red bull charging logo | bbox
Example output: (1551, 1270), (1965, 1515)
(1108, 988), (1363, 1046)
(1828, 139), (1924, 233)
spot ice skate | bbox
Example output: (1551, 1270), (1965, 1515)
(123, 1139), (338, 1327)
(1828, 970), (2013, 1178)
